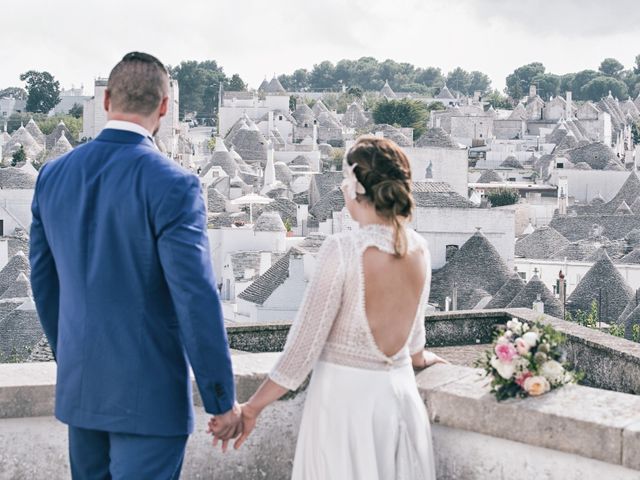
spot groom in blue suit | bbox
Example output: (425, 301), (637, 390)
(30, 52), (241, 479)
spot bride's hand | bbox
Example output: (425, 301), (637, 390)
(423, 350), (449, 367)
(233, 402), (261, 450)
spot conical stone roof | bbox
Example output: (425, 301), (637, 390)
(207, 187), (226, 213)
(515, 226), (570, 259)
(45, 132), (73, 162)
(230, 125), (268, 164)
(254, 211), (286, 232)
(6, 126), (42, 159)
(485, 272), (525, 309)
(0, 252), (30, 296)
(624, 302), (640, 338)
(312, 100), (330, 116)
(380, 81), (397, 99)
(25, 119), (45, 146)
(415, 127), (460, 149)
(46, 121), (73, 149)
(477, 169), (503, 183)
(500, 155), (524, 169)
(429, 231), (512, 309)
(615, 200), (633, 215)
(342, 102), (369, 129)
(0, 272), (32, 300)
(567, 251), (633, 322)
(506, 274), (564, 318)
(264, 76), (286, 93)
(620, 248), (640, 264)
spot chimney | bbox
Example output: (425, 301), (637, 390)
(529, 85), (537, 98)
(532, 293), (544, 313)
(565, 91), (572, 119)
(268, 111), (274, 134)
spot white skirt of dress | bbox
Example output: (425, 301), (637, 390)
(291, 357), (437, 480)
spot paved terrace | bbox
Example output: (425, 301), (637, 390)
(2, 309), (640, 479)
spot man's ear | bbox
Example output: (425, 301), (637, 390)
(158, 96), (169, 118)
(103, 89), (111, 113)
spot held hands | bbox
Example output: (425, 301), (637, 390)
(206, 402), (242, 453)
(208, 401), (261, 452)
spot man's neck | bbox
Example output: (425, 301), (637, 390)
(107, 112), (156, 136)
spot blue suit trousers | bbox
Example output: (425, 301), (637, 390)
(68, 426), (188, 480)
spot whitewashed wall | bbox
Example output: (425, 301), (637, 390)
(404, 147), (468, 198)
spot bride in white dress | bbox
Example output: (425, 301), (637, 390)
(214, 136), (447, 479)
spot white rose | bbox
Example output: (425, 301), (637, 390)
(522, 323), (530, 332)
(490, 356), (516, 380)
(522, 331), (539, 348)
(514, 356), (530, 373)
(497, 335), (509, 344)
(540, 360), (565, 385)
(504, 330), (514, 339)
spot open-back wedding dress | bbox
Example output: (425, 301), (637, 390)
(269, 224), (437, 480)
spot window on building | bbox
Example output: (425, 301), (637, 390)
(278, 115), (283, 121)
(445, 244), (459, 262)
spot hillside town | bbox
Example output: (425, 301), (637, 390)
(2, 60), (640, 363)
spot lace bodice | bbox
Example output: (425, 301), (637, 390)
(269, 225), (431, 391)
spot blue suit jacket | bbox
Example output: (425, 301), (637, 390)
(29, 128), (235, 436)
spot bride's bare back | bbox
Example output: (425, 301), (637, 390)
(363, 246), (427, 357)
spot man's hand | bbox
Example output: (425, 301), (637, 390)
(206, 402), (242, 452)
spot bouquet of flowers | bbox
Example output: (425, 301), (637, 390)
(476, 318), (580, 401)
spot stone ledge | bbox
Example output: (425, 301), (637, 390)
(2, 356), (639, 470)
(417, 363), (640, 471)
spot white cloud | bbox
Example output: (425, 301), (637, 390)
(1, 0), (638, 95)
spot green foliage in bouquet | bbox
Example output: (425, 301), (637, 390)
(475, 318), (582, 401)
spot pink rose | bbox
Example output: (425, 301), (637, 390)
(515, 371), (532, 387)
(515, 338), (530, 355)
(495, 342), (518, 363)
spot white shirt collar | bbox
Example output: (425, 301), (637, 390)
(104, 120), (154, 140)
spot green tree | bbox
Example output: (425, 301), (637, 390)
(416, 67), (444, 88)
(19, 70), (61, 113)
(427, 101), (446, 111)
(346, 86), (363, 98)
(0, 87), (27, 100)
(505, 62), (546, 99)
(372, 98), (428, 138)
(571, 70), (599, 100)
(580, 76), (628, 101)
(599, 58), (624, 78)
(487, 188), (519, 207)
(532, 73), (560, 100)
(69, 103), (83, 118)
(468, 71), (491, 94)
(446, 67), (471, 95)
(485, 89), (512, 109)
(225, 73), (246, 91)
(309, 60), (337, 90)
(11, 146), (26, 166)
(169, 60), (234, 118)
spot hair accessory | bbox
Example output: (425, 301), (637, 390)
(341, 158), (366, 200)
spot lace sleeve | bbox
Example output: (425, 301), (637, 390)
(409, 242), (431, 354)
(269, 235), (345, 390)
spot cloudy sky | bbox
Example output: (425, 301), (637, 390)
(2, 0), (639, 95)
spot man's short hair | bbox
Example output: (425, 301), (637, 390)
(107, 52), (169, 116)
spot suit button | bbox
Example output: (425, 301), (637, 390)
(214, 383), (224, 397)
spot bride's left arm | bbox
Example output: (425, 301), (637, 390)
(231, 235), (345, 448)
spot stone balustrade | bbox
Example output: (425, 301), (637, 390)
(2, 348), (640, 479)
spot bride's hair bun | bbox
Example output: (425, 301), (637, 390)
(345, 136), (414, 256)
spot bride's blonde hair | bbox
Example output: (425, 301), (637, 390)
(346, 136), (414, 257)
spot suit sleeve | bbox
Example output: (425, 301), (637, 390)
(155, 174), (235, 415)
(29, 165), (60, 359)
